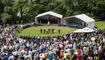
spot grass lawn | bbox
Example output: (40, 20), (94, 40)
(17, 21), (105, 37)
(17, 26), (75, 37)
(95, 21), (105, 29)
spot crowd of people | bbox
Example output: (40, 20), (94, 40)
(0, 24), (105, 60)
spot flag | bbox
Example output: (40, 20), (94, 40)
(40, 20), (41, 25)
(61, 20), (63, 24)
(57, 19), (60, 25)
(82, 21), (85, 26)
(17, 10), (21, 17)
(28, 0), (32, 2)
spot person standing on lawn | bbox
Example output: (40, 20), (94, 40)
(48, 28), (50, 34)
(58, 29), (60, 34)
(40, 29), (42, 34)
(52, 28), (54, 34)
(44, 29), (46, 34)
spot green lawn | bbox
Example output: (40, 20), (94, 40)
(95, 21), (105, 29)
(17, 21), (105, 37)
(17, 26), (75, 37)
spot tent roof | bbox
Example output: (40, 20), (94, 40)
(64, 14), (95, 23)
(36, 11), (63, 19)
(75, 14), (95, 22)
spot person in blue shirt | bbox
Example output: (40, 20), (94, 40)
(3, 54), (8, 60)
(33, 36), (36, 40)
(40, 47), (44, 53)
(48, 51), (54, 60)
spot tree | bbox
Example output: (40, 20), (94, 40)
(1, 13), (11, 23)
(0, 0), (105, 24)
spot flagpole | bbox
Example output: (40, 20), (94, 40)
(19, 1), (23, 24)
(20, 5), (22, 23)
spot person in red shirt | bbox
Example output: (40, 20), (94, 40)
(46, 30), (48, 34)
(77, 53), (81, 60)
(60, 49), (64, 58)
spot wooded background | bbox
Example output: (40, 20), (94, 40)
(0, 0), (105, 24)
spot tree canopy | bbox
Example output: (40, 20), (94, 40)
(0, 0), (105, 24)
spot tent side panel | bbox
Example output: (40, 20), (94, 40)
(87, 21), (95, 28)
(35, 17), (38, 23)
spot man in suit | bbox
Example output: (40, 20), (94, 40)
(48, 28), (50, 34)
(58, 29), (60, 34)
(40, 29), (42, 34)
(52, 28), (54, 34)
(44, 29), (46, 34)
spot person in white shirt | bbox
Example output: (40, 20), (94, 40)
(42, 53), (45, 60)
(73, 42), (76, 50)
(39, 53), (43, 60)
(103, 36), (105, 42)
(8, 54), (14, 60)
(3, 45), (7, 50)
(65, 48), (71, 56)
(23, 54), (28, 60)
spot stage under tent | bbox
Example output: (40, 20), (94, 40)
(64, 14), (95, 29)
(35, 11), (63, 25)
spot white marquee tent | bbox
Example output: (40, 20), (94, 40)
(64, 14), (95, 28)
(75, 14), (95, 28)
(35, 11), (63, 23)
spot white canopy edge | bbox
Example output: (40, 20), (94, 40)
(36, 11), (63, 19)
(74, 27), (95, 33)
